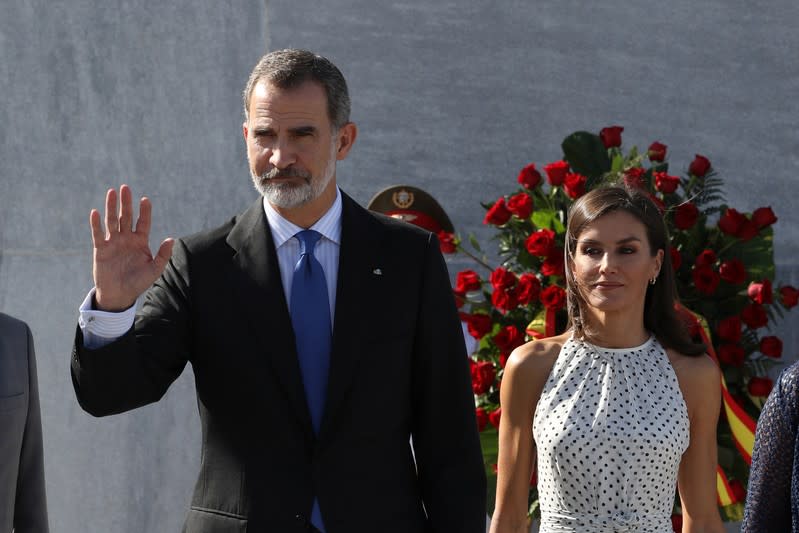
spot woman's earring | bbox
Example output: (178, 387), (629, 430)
(650, 276), (657, 285)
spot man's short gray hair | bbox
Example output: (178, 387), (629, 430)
(242, 49), (351, 130)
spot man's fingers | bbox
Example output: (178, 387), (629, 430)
(152, 238), (175, 275)
(119, 185), (134, 233)
(135, 197), (152, 237)
(89, 209), (104, 248)
(104, 188), (119, 236)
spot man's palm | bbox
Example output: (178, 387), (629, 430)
(90, 185), (174, 311)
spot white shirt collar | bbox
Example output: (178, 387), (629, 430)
(262, 187), (343, 248)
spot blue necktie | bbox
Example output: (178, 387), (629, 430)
(289, 230), (331, 533)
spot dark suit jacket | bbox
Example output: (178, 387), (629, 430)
(0, 313), (49, 533)
(71, 192), (486, 533)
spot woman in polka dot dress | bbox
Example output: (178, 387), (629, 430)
(489, 186), (725, 533)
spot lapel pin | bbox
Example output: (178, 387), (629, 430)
(372, 268), (383, 276)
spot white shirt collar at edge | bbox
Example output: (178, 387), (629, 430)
(262, 187), (343, 248)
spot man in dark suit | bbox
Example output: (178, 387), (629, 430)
(72, 49), (485, 532)
(0, 313), (49, 532)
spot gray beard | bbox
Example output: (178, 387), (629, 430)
(250, 145), (337, 209)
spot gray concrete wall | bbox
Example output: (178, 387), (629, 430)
(2, 1), (797, 531)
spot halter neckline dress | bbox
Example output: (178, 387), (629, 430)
(532, 335), (689, 532)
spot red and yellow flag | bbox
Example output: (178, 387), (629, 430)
(677, 304), (757, 505)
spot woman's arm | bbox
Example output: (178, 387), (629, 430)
(489, 337), (562, 533)
(674, 353), (725, 533)
(741, 364), (799, 532)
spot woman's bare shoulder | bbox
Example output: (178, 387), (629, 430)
(667, 349), (722, 416)
(667, 350), (720, 389)
(506, 331), (570, 377)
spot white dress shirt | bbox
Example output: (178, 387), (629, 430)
(79, 188), (343, 348)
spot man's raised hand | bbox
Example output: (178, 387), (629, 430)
(90, 185), (174, 311)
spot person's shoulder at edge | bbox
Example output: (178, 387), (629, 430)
(0, 311), (26, 328)
(776, 360), (799, 396)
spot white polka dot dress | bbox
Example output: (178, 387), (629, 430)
(532, 336), (689, 532)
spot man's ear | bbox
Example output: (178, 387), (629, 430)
(335, 122), (358, 161)
(242, 121), (249, 141)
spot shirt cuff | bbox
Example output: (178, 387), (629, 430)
(78, 289), (136, 348)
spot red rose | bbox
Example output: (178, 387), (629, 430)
(544, 160), (570, 186)
(494, 325), (524, 354)
(564, 173), (587, 199)
(741, 303), (768, 329)
(475, 407), (489, 432)
(525, 229), (556, 257)
(470, 360), (496, 395)
(689, 154), (711, 177)
(692, 264), (720, 295)
(540, 285), (567, 311)
(695, 249), (717, 267)
(760, 336), (783, 358)
(599, 125), (624, 148)
(738, 220), (759, 241)
(717, 315), (742, 343)
(780, 285), (799, 308)
(648, 141), (668, 162)
(507, 193), (534, 220)
(670, 247), (682, 271)
(752, 206), (777, 229)
(489, 407), (502, 429)
(492, 288), (519, 313)
(438, 231), (456, 254)
(455, 270), (482, 294)
(489, 267), (517, 291)
(516, 273), (542, 305)
(748, 279), (773, 304)
(460, 312), (493, 340)
(654, 172), (680, 194)
(484, 197), (512, 225)
(671, 514), (683, 533)
(673, 202), (699, 230)
(517, 163), (543, 189)
(719, 259), (746, 285)
(541, 247), (565, 277)
(718, 343), (745, 366)
(623, 167), (646, 189)
(718, 208), (747, 237)
(647, 193), (666, 213)
(748, 377), (773, 397)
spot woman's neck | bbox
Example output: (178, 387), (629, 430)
(581, 308), (649, 349)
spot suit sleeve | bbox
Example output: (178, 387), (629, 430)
(741, 365), (799, 532)
(411, 233), (486, 532)
(14, 324), (50, 533)
(71, 239), (192, 416)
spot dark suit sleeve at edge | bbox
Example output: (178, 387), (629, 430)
(411, 233), (486, 532)
(741, 365), (799, 532)
(71, 239), (192, 417)
(14, 324), (49, 533)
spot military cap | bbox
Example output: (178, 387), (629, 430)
(367, 185), (455, 234)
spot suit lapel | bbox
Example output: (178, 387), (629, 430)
(319, 193), (384, 439)
(226, 198), (314, 440)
